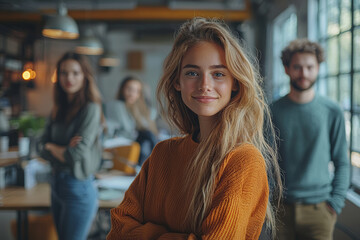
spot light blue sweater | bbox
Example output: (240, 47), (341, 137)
(271, 95), (350, 214)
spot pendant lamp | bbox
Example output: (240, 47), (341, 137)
(42, 3), (79, 39)
(75, 35), (104, 55)
(99, 52), (120, 67)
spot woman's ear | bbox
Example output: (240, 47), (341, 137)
(174, 81), (181, 91)
(232, 79), (239, 91)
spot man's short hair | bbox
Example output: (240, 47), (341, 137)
(281, 39), (325, 67)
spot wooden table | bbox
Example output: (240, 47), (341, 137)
(0, 183), (123, 240)
(0, 150), (19, 168)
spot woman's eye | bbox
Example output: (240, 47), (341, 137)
(214, 72), (225, 78)
(185, 71), (198, 77)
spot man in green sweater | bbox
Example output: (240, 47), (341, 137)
(271, 39), (350, 240)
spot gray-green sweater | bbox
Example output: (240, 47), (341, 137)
(270, 95), (350, 214)
(40, 102), (102, 180)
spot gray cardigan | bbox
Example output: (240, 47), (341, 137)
(104, 100), (158, 140)
(104, 100), (136, 140)
(40, 102), (102, 180)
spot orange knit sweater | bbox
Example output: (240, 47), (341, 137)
(107, 135), (269, 240)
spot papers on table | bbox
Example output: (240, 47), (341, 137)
(98, 188), (124, 201)
(96, 175), (136, 201)
(96, 175), (135, 191)
(103, 137), (133, 149)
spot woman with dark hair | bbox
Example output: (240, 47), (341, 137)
(40, 51), (104, 240)
(107, 17), (282, 239)
(104, 76), (158, 165)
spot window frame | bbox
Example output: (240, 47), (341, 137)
(316, 0), (360, 191)
(267, 5), (298, 100)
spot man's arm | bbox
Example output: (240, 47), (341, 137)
(328, 110), (351, 214)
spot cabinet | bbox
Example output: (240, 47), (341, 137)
(0, 25), (35, 117)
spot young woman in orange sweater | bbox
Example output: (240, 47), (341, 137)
(107, 17), (282, 240)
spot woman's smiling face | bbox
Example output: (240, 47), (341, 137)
(176, 41), (237, 120)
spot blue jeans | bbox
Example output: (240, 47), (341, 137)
(51, 170), (98, 240)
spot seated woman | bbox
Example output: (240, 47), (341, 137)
(104, 76), (158, 165)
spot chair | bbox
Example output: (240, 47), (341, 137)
(11, 214), (58, 240)
(103, 142), (140, 175)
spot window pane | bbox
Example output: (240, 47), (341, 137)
(352, 114), (360, 151)
(278, 83), (289, 99)
(319, 0), (327, 11)
(339, 32), (351, 73)
(340, 0), (351, 31)
(318, 0), (360, 191)
(355, 0), (360, 26)
(354, 28), (360, 71)
(344, 111), (351, 143)
(351, 152), (360, 187)
(319, 41), (327, 78)
(327, 37), (339, 75)
(339, 74), (351, 110)
(354, 73), (360, 110)
(319, 0), (328, 38)
(328, 0), (340, 36)
(327, 76), (338, 101)
(317, 77), (327, 96)
(272, 10), (297, 100)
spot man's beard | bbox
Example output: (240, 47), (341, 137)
(290, 78), (316, 92)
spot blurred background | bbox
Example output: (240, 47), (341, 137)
(0, 0), (359, 239)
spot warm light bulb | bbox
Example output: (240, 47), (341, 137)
(22, 70), (31, 81)
(30, 70), (36, 79)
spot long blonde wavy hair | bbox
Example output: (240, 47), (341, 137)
(157, 17), (282, 236)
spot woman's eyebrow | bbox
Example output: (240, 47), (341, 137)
(210, 64), (227, 69)
(182, 64), (200, 69)
(182, 64), (227, 69)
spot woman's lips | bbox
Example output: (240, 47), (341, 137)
(193, 96), (217, 103)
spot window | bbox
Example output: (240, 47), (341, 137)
(317, 0), (360, 190)
(269, 6), (297, 100)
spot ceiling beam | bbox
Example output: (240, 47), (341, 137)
(0, 6), (251, 22)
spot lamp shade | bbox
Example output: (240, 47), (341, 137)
(42, 4), (79, 39)
(99, 52), (120, 67)
(76, 36), (104, 55)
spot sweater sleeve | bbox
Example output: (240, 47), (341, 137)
(63, 103), (102, 179)
(39, 117), (59, 163)
(328, 109), (351, 214)
(107, 152), (196, 240)
(107, 159), (181, 240)
(201, 146), (269, 240)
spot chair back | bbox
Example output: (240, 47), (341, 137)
(104, 142), (140, 174)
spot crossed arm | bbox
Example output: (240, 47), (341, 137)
(45, 136), (82, 163)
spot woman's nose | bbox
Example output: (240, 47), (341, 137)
(198, 74), (212, 92)
(64, 73), (72, 81)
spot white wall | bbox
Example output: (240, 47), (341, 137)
(96, 30), (173, 105)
